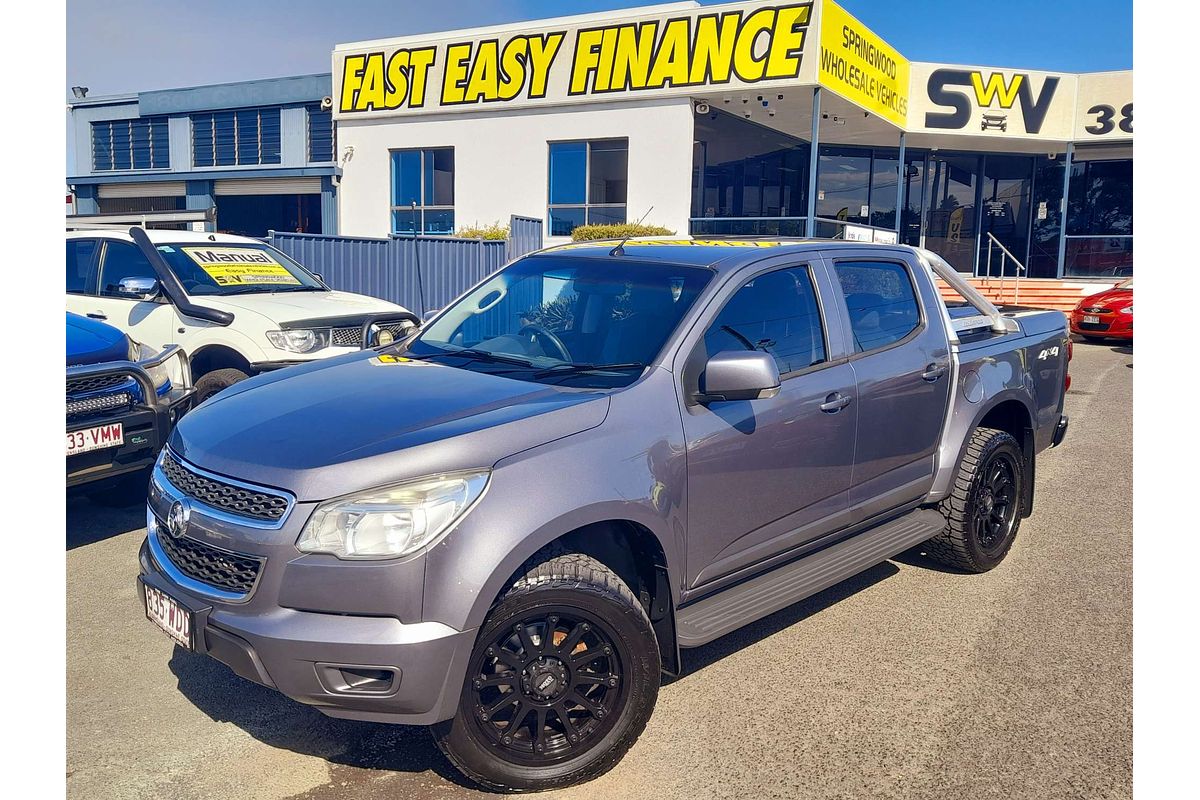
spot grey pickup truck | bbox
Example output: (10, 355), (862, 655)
(137, 239), (1069, 792)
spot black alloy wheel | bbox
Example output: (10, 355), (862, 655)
(467, 607), (627, 764)
(925, 426), (1026, 573)
(433, 551), (660, 793)
(972, 452), (1020, 555)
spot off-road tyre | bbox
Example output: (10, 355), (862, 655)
(432, 551), (660, 793)
(925, 427), (1025, 573)
(193, 368), (248, 404)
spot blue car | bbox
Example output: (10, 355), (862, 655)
(67, 312), (194, 504)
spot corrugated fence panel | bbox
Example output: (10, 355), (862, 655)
(268, 218), (543, 316)
(508, 215), (543, 261)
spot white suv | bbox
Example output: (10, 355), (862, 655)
(66, 228), (416, 402)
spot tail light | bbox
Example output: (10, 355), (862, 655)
(1065, 338), (1073, 392)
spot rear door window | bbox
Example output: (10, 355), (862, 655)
(67, 239), (98, 295)
(98, 241), (157, 298)
(833, 261), (921, 353)
(703, 266), (827, 376)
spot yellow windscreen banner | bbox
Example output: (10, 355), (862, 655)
(817, 0), (908, 127)
(182, 247), (302, 286)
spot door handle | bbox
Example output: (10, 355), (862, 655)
(820, 392), (852, 413)
(922, 363), (948, 382)
(86, 312), (108, 320)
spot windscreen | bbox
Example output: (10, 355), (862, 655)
(408, 255), (713, 388)
(155, 243), (325, 296)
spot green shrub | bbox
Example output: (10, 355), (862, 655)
(569, 222), (676, 241)
(456, 221), (509, 240)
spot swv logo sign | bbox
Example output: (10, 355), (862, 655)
(924, 69), (1060, 134)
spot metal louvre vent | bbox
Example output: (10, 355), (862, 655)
(161, 452), (290, 522)
(155, 523), (263, 594)
(67, 374), (134, 395)
(331, 322), (414, 347)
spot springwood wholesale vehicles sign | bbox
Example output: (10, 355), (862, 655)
(1074, 71), (1133, 140)
(816, 0), (908, 127)
(909, 63), (1132, 141)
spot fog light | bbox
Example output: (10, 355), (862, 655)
(316, 663), (399, 694)
(377, 329), (395, 346)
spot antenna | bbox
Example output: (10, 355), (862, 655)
(610, 206), (654, 257)
(411, 200), (428, 317)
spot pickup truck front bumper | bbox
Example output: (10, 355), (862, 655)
(67, 347), (193, 490)
(137, 533), (476, 725)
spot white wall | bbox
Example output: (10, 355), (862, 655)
(336, 98), (696, 243)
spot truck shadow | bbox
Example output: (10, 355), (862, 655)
(166, 649), (476, 788)
(167, 558), (903, 785)
(889, 544), (972, 575)
(675, 561), (898, 677)
(66, 496), (145, 550)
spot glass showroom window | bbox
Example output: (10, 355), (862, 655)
(92, 117), (170, 171)
(391, 148), (455, 235)
(548, 139), (628, 236)
(192, 108), (282, 167)
(1063, 158), (1133, 278)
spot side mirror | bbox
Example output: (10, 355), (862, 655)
(697, 351), (781, 402)
(116, 276), (160, 301)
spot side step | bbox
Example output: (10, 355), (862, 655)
(676, 508), (945, 648)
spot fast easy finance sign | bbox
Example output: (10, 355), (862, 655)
(334, 1), (816, 117)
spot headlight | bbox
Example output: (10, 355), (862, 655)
(1119, 305), (1132, 315)
(266, 329), (330, 354)
(297, 471), (490, 559)
(129, 340), (170, 391)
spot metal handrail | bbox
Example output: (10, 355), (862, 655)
(984, 232), (1028, 306)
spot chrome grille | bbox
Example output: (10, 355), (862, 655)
(161, 452), (290, 522)
(331, 322), (414, 347)
(1081, 306), (1110, 314)
(155, 522), (263, 594)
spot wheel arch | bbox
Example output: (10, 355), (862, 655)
(939, 393), (1037, 517)
(189, 342), (255, 379)
(462, 513), (681, 676)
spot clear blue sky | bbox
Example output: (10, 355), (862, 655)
(67, 0), (1131, 97)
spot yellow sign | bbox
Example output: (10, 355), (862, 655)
(182, 247), (301, 287)
(336, 2), (814, 116)
(816, 0), (909, 127)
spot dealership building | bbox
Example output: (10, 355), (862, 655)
(67, 74), (339, 236)
(67, 0), (1132, 282)
(331, 0), (1132, 281)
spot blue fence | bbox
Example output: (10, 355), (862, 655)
(266, 215), (543, 315)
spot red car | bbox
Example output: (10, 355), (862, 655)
(1069, 278), (1132, 341)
